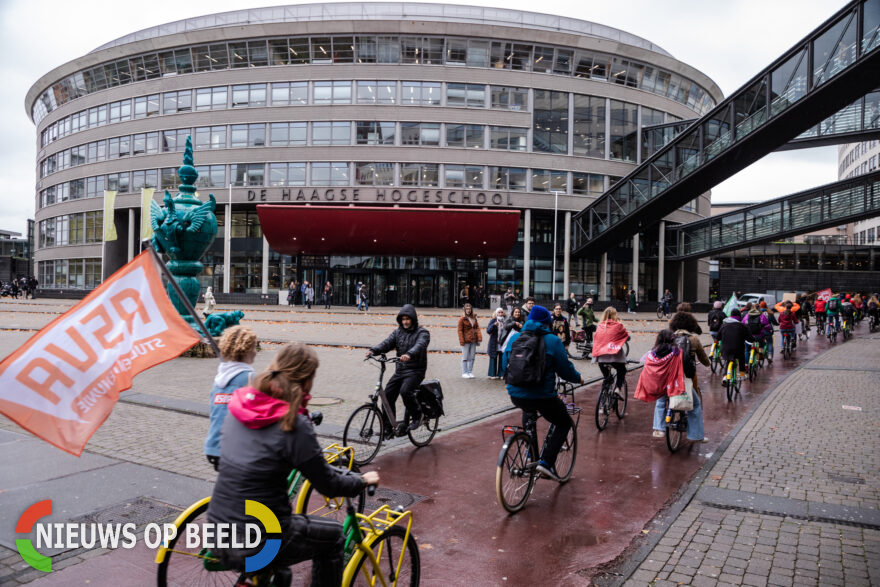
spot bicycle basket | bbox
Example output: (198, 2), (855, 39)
(416, 379), (444, 418)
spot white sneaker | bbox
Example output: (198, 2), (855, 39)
(462, 374), (469, 379)
(467, 373), (475, 378)
(652, 430), (665, 438)
(614, 388), (625, 399)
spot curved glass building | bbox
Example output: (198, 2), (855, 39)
(28, 3), (722, 306)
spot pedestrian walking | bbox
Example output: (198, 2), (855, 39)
(27, 276), (38, 299)
(357, 282), (369, 313)
(322, 281), (333, 309)
(287, 280), (296, 306)
(457, 303), (482, 378)
(304, 281), (314, 309)
(486, 308), (506, 379)
(300, 280), (308, 307)
(628, 289), (637, 314)
(459, 284), (470, 307)
(202, 286), (216, 318)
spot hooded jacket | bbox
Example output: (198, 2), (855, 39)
(777, 309), (799, 330)
(707, 308), (727, 333)
(504, 320), (581, 400)
(634, 347), (685, 402)
(207, 387), (364, 537)
(720, 315), (754, 361)
(742, 309), (771, 338)
(370, 304), (430, 373)
(204, 361), (254, 457)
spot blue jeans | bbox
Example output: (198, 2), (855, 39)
(653, 387), (704, 441)
(488, 352), (502, 377)
(461, 343), (475, 375)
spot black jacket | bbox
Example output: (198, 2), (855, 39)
(370, 304), (431, 373)
(719, 316), (754, 361)
(707, 309), (727, 332)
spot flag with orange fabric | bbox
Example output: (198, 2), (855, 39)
(0, 250), (200, 455)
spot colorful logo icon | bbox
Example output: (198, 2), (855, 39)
(244, 500), (281, 572)
(16, 500), (53, 572)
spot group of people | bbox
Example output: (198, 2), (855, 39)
(287, 280), (334, 310)
(1, 276), (37, 299)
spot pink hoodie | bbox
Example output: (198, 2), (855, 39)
(228, 386), (289, 429)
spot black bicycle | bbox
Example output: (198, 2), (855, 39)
(595, 365), (628, 431)
(342, 354), (442, 466)
(781, 330), (795, 360)
(495, 381), (581, 513)
(664, 404), (689, 453)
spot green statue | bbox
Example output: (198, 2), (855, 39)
(150, 136), (230, 332)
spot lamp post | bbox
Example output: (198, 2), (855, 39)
(551, 190), (564, 302)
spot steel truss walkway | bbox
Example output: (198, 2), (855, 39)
(659, 171), (880, 260)
(573, 0), (880, 256)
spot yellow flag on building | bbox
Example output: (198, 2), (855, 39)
(141, 188), (155, 240)
(102, 190), (117, 241)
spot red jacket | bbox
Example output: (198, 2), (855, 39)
(592, 321), (629, 358)
(777, 310), (799, 330)
(635, 348), (686, 402)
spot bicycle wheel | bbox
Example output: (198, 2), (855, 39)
(343, 404), (385, 466)
(624, 341), (630, 358)
(748, 362), (757, 382)
(551, 423), (577, 483)
(615, 380), (628, 419)
(407, 416), (440, 447)
(595, 386), (610, 431)
(346, 525), (420, 587)
(495, 432), (535, 513)
(656, 306), (664, 319)
(709, 352), (719, 374)
(734, 368), (743, 394)
(156, 500), (241, 587)
(298, 481), (366, 524)
(666, 412), (684, 453)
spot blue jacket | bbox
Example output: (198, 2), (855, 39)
(204, 366), (253, 457)
(504, 320), (581, 400)
(487, 318), (502, 355)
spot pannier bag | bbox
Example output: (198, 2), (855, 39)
(417, 380), (445, 418)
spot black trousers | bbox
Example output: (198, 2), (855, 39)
(510, 395), (572, 468)
(384, 369), (423, 423)
(598, 362), (627, 390)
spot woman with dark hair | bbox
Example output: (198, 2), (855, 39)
(669, 308), (703, 335)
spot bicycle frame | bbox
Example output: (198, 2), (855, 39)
(342, 498), (415, 586)
(369, 356), (402, 430)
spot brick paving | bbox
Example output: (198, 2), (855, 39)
(622, 333), (880, 587)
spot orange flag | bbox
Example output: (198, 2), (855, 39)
(0, 250), (199, 455)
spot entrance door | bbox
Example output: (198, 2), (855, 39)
(335, 273), (371, 307)
(414, 275), (434, 307)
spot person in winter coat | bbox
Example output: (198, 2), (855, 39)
(670, 309), (710, 419)
(207, 343), (378, 586)
(499, 307), (525, 376)
(202, 286), (216, 318)
(661, 289), (674, 318)
(577, 297), (598, 342)
(592, 306), (630, 400)
(504, 306), (584, 481)
(721, 308), (754, 381)
(566, 293), (578, 326)
(707, 301), (727, 340)
(457, 303), (482, 378)
(486, 308), (507, 379)
(366, 304), (430, 434)
(287, 280), (297, 306)
(628, 289), (637, 314)
(322, 281), (333, 309)
(203, 325), (258, 470)
(504, 288), (517, 316)
(777, 301), (799, 350)
(551, 304), (572, 350)
(303, 281), (315, 309)
(742, 304), (772, 362)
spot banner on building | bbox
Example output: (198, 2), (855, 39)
(103, 190), (117, 242)
(141, 188), (155, 241)
(0, 251), (200, 456)
(816, 288), (832, 301)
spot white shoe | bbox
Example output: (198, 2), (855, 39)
(462, 374), (469, 379)
(652, 430), (665, 438)
(614, 388), (625, 399)
(467, 373), (475, 378)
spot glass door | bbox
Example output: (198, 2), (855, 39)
(438, 273), (452, 307)
(414, 275), (435, 307)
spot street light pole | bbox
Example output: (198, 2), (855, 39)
(551, 190), (563, 302)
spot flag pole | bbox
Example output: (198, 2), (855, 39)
(142, 240), (220, 356)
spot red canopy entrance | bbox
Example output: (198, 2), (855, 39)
(257, 205), (520, 257)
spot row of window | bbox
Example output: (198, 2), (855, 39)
(37, 211), (103, 248)
(857, 227), (877, 244)
(38, 258), (102, 290)
(839, 139), (880, 177)
(40, 81), (530, 147)
(33, 34), (716, 123)
(38, 163), (612, 209)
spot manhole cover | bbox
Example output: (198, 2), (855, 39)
(829, 473), (865, 485)
(309, 396), (343, 406)
(364, 488), (427, 511)
(69, 496), (181, 527)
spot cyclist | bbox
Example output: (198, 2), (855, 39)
(868, 294), (880, 326)
(841, 294), (856, 332)
(504, 305), (584, 481)
(707, 300), (727, 341)
(758, 301), (778, 362)
(796, 296), (811, 340)
(669, 307), (710, 394)
(742, 303), (771, 364)
(777, 302), (799, 351)
(576, 297), (598, 343)
(661, 289), (674, 318)
(592, 306), (629, 401)
(825, 293), (842, 334)
(365, 304), (431, 435)
(721, 308), (754, 385)
(207, 343), (378, 586)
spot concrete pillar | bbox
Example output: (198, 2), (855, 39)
(563, 211), (571, 299)
(631, 233), (639, 301)
(657, 221), (665, 303)
(261, 236), (269, 294)
(223, 203), (231, 294)
(677, 262), (685, 302)
(127, 209), (135, 261)
(600, 252), (608, 301)
(843, 250), (849, 270)
(523, 209), (531, 298)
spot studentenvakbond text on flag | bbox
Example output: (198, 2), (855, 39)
(0, 251), (200, 456)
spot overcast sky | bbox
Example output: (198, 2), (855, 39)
(0, 0), (846, 236)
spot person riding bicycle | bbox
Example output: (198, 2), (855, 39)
(576, 297), (598, 342)
(720, 308), (754, 383)
(207, 343), (379, 587)
(661, 289), (674, 318)
(504, 305), (584, 481)
(840, 295), (856, 330)
(365, 304), (431, 435)
(795, 296), (811, 339)
(777, 302), (799, 351)
(758, 301), (778, 361)
(669, 308), (710, 394)
(868, 294), (880, 323)
(592, 307), (629, 401)
(742, 303), (772, 363)
(825, 293), (842, 334)
(707, 300), (727, 341)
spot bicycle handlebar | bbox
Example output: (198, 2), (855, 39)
(364, 353), (400, 364)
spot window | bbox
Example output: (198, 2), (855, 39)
(609, 100), (638, 161)
(311, 162), (349, 186)
(445, 165), (484, 188)
(160, 167), (178, 190)
(195, 165), (226, 188)
(400, 163), (439, 186)
(88, 106), (106, 128)
(230, 124), (266, 147)
(490, 126), (527, 150)
(446, 83), (485, 107)
(271, 82), (308, 105)
(232, 163), (265, 186)
(107, 172), (130, 193)
(531, 169), (568, 193)
(86, 175), (105, 198)
(572, 173), (604, 196)
(195, 126), (227, 150)
(355, 163), (395, 186)
(313, 81), (351, 104)
(108, 136), (131, 159)
(231, 84), (267, 108)
(132, 132), (159, 155)
(133, 94), (159, 118)
(490, 86), (527, 110)
(195, 86), (227, 110)
(109, 99), (131, 123)
(401, 82), (441, 105)
(312, 122), (350, 145)
(573, 94), (605, 158)
(131, 169), (159, 190)
(489, 167), (527, 191)
(489, 42), (531, 70)
(533, 90), (569, 153)
(162, 129), (190, 152)
(69, 213), (84, 244)
(268, 163), (306, 186)
(163, 90), (192, 114)
(269, 122), (307, 146)
(446, 124), (484, 148)
(400, 123), (440, 146)
(356, 81), (396, 104)
(86, 140), (107, 163)
(356, 122), (395, 145)
(85, 212), (102, 243)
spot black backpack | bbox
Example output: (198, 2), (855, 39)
(674, 334), (696, 378)
(708, 311), (723, 331)
(827, 298), (840, 312)
(505, 330), (546, 387)
(747, 313), (763, 335)
(416, 380), (444, 418)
